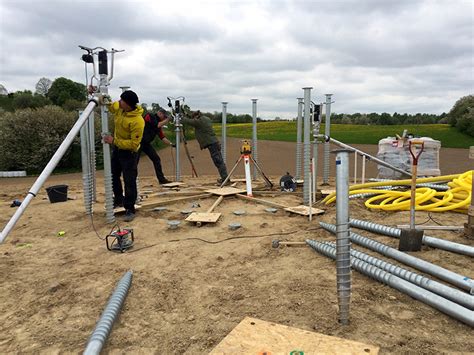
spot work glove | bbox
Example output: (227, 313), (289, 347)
(96, 93), (111, 105)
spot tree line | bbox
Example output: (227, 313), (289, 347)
(1, 78), (472, 137)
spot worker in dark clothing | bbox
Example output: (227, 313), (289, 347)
(181, 110), (228, 183)
(138, 109), (173, 185)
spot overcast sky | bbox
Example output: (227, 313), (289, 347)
(0, 0), (472, 119)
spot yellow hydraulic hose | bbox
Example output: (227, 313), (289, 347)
(323, 170), (472, 214)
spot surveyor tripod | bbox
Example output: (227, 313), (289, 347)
(220, 140), (273, 191)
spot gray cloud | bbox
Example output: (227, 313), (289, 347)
(0, 0), (472, 118)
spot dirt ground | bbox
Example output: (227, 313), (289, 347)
(0, 140), (472, 354)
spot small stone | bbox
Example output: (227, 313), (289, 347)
(187, 315), (195, 321)
(216, 256), (224, 261)
(388, 295), (397, 301)
(190, 335), (197, 341)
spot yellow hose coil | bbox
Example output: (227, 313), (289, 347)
(323, 170), (472, 214)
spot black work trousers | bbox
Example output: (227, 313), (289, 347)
(111, 148), (139, 213)
(207, 142), (228, 180)
(138, 142), (166, 183)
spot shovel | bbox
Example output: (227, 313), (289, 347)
(399, 140), (425, 251)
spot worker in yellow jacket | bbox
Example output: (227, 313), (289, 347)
(102, 90), (144, 222)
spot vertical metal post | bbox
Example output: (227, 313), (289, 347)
(251, 99), (258, 180)
(295, 98), (304, 180)
(80, 111), (92, 215)
(361, 155), (366, 184)
(88, 111), (97, 202)
(312, 103), (323, 201)
(323, 94), (333, 185)
(99, 55), (115, 223)
(354, 153), (358, 184)
(334, 149), (352, 325)
(221, 102), (228, 166)
(175, 110), (181, 182)
(302, 87), (312, 205)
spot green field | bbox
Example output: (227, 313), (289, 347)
(212, 122), (473, 149)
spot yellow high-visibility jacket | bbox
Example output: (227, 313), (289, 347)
(108, 101), (144, 152)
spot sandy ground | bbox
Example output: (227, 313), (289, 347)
(0, 140), (473, 354)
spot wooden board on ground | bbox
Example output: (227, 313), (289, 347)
(114, 205), (143, 214)
(210, 317), (379, 355)
(321, 189), (336, 195)
(285, 205), (325, 216)
(140, 193), (212, 209)
(205, 187), (246, 196)
(185, 212), (221, 223)
(235, 194), (289, 209)
(232, 178), (247, 182)
(162, 182), (186, 188)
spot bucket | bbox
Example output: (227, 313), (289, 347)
(46, 185), (68, 203)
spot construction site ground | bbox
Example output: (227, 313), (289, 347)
(0, 138), (472, 353)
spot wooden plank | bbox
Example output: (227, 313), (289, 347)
(253, 190), (303, 196)
(114, 205), (142, 215)
(140, 193), (212, 209)
(235, 194), (288, 209)
(162, 182), (186, 188)
(146, 190), (209, 199)
(207, 195), (224, 213)
(285, 205), (325, 216)
(185, 212), (221, 223)
(206, 187), (246, 196)
(210, 317), (379, 355)
(321, 189), (336, 196)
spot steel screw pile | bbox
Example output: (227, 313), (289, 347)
(302, 88), (312, 205)
(349, 218), (474, 257)
(306, 240), (474, 327)
(334, 150), (352, 325)
(295, 98), (304, 180)
(323, 241), (474, 310)
(84, 270), (133, 355)
(320, 222), (474, 292)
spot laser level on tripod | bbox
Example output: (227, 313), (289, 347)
(220, 139), (273, 196)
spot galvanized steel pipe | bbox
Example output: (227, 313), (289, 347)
(83, 270), (133, 355)
(295, 98), (304, 180)
(323, 241), (474, 310)
(306, 240), (474, 327)
(329, 137), (411, 177)
(320, 222), (474, 293)
(80, 112), (93, 215)
(89, 111), (97, 202)
(251, 99), (258, 181)
(303, 87), (312, 205)
(100, 78), (115, 224)
(334, 150), (352, 324)
(323, 94), (332, 184)
(221, 102), (228, 166)
(350, 219), (474, 258)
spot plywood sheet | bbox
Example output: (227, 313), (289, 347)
(210, 317), (379, 355)
(284, 205), (325, 216)
(205, 187), (246, 196)
(185, 212), (221, 223)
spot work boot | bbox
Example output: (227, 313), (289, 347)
(159, 178), (172, 184)
(124, 210), (135, 222)
(113, 201), (123, 209)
